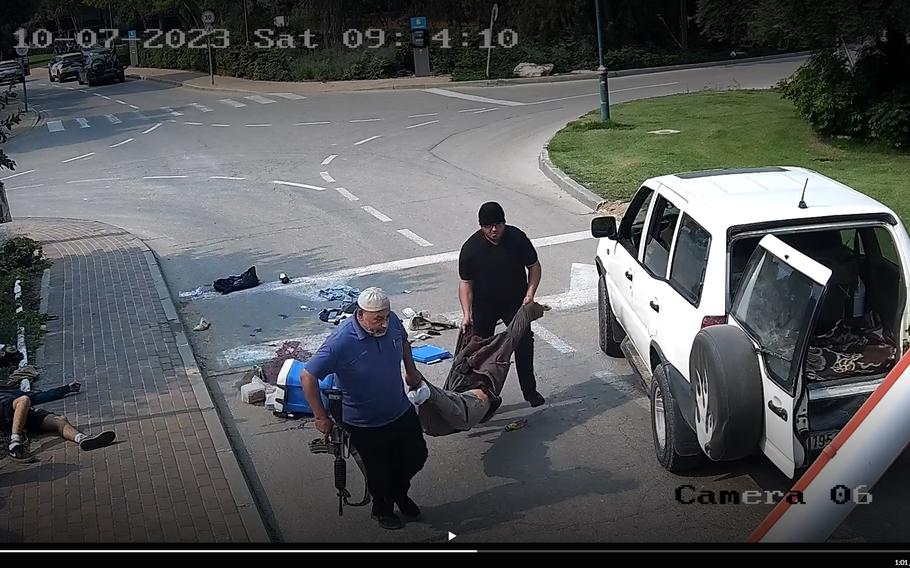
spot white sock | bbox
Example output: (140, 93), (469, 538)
(74, 433), (87, 444)
(407, 382), (431, 407)
(9, 433), (21, 450)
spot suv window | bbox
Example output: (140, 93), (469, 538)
(669, 214), (711, 304)
(618, 187), (655, 257)
(643, 195), (680, 277)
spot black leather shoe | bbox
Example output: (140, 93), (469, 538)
(395, 496), (421, 520)
(525, 392), (546, 408)
(371, 512), (404, 530)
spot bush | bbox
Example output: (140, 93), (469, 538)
(867, 92), (910, 149)
(777, 50), (860, 136)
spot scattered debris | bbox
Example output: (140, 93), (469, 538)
(213, 266), (260, 295)
(179, 286), (212, 300)
(241, 382), (266, 404)
(411, 344), (451, 364)
(318, 285), (360, 303)
(261, 341), (313, 382)
(402, 289), (412, 294)
(299, 305), (316, 311)
(505, 419), (528, 432)
(279, 272), (291, 284)
(278, 314), (289, 319)
(253, 328), (262, 333)
(193, 318), (211, 331)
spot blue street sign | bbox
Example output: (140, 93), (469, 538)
(127, 30), (137, 39)
(410, 16), (427, 30)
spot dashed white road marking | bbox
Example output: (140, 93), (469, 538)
(67, 177), (121, 184)
(350, 118), (383, 123)
(457, 108), (485, 113)
(296, 121), (331, 126)
(218, 99), (246, 108)
(397, 229), (433, 247)
(109, 138), (134, 148)
(319, 171), (336, 183)
(161, 107), (182, 116)
(143, 175), (189, 180)
(75, 118), (90, 128)
(424, 88), (526, 107)
(406, 120), (439, 129)
(244, 95), (276, 105)
(184, 122), (203, 126)
(321, 155), (337, 166)
(5, 184), (43, 190)
(408, 113), (438, 118)
(272, 180), (325, 191)
(62, 153), (94, 163)
(115, 99), (130, 106)
(269, 92), (306, 100)
(335, 187), (358, 201)
(211, 124), (230, 127)
(142, 123), (162, 134)
(105, 114), (121, 124)
(473, 108), (498, 114)
(354, 135), (383, 146)
(210, 176), (246, 180)
(128, 104), (140, 110)
(361, 206), (391, 223)
(245, 124), (272, 127)
(47, 120), (64, 132)
(0, 170), (35, 181)
(189, 103), (213, 112)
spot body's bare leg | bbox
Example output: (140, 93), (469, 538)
(40, 415), (115, 451)
(10, 396), (30, 437)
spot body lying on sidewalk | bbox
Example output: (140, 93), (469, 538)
(412, 301), (548, 436)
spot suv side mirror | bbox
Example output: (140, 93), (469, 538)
(591, 216), (617, 239)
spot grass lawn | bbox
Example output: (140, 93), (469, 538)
(548, 90), (910, 223)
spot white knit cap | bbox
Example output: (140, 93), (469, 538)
(357, 287), (390, 312)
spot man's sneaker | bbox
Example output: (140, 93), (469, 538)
(525, 391), (546, 408)
(371, 512), (404, 530)
(8, 443), (33, 461)
(79, 431), (115, 451)
(395, 496), (421, 520)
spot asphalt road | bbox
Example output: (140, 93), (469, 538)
(7, 56), (902, 545)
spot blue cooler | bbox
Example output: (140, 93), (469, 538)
(274, 359), (339, 415)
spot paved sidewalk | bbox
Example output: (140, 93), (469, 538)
(0, 218), (267, 544)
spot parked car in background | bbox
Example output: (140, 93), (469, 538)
(77, 48), (126, 86)
(48, 53), (84, 83)
(0, 60), (24, 86)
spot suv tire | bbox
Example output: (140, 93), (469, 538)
(689, 325), (763, 462)
(651, 363), (703, 472)
(598, 275), (624, 357)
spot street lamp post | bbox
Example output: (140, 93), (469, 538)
(595, 0), (610, 122)
(243, 0), (250, 45)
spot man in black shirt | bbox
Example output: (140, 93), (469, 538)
(458, 202), (545, 407)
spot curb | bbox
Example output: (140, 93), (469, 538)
(4, 108), (41, 143)
(539, 146), (603, 212)
(126, 51), (809, 94)
(139, 246), (271, 544)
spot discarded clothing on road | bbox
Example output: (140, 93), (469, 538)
(213, 266), (260, 295)
(415, 302), (548, 436)
(318, 285), (360, 303)
(0, 365), (38, 389)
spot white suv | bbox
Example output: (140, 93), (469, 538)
(591, 166), (910, 478)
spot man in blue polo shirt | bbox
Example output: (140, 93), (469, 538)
(301, 287), (427, 530)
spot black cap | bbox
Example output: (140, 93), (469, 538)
(478, 202), (505, 226)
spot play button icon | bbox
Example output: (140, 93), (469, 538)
(448, 531), (456, 541)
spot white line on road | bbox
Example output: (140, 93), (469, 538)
(47, 120), (64, 132)
(189, 103), (213, 112)
(109, 138), (134, 148)
(269, 92), (306, 100)
(424, 88), (526, 107)
(128, 104), (140, 110)
(245, 124), (272, 127)
(528, 82), (680, 105)
(272, 180), (326, 191)
(62, 153), (94, 163)
(244, 95), (276, 105)
(134, 111), (149, 119)
(105, 114), (122, 124)
(361, 206), (392, 223)
(142, 123), (162, 134)
(0, 170), (35, 181)
(161, 107), (182, 116)
(65, 87), (74, 90)
(397, 229), (433, 247)
(97, 94), (111, 100)
(406, 120), (440, 129)
(184, 229), (592, 301)
(321, 155), (338, 166)
(218, 99), (246, 108)
(296, 121), (331, 126)
(335, 187), (358, 201)
(350, 118), (383, 123)
(408, 113), (438, 118)
(531, 322), (576, 354)
(5, 184), (44, 190)
(143, 175), (188, 180)
(184, 122), (203, 125)
(320, 171), (336, 183)
(211, 124), (230, 127)
(115, 99), (129, 105)
(210, 176), (246, 180)
(354, 135), (383, 146)
(473, 108), (498, 114)
(457, 108), (485, 113)
(66, 177), (121, 184)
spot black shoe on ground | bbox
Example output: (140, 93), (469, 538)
(371, 512), (404, 530)
(525, 392), (546, 408)
(395, 496), (421, 520)
(79, 431), (115, 451)
(8, 443), (33, 461)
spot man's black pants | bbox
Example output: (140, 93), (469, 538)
(471, 299), (537, 398)
(345, 406), (428, 516)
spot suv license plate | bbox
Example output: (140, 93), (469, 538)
(809, 430), (839, 451)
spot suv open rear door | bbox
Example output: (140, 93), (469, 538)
(730, 235), (831, 477)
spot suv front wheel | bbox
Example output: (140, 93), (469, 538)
(598, 275), (624, 357)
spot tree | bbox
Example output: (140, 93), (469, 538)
(0, 86), (22, 223)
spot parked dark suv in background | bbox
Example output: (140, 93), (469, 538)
(77, 48), (126, 86)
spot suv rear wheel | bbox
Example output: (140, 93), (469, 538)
(651, 363), (702, 472)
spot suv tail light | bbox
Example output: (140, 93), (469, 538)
(701, 315), (727, 329)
